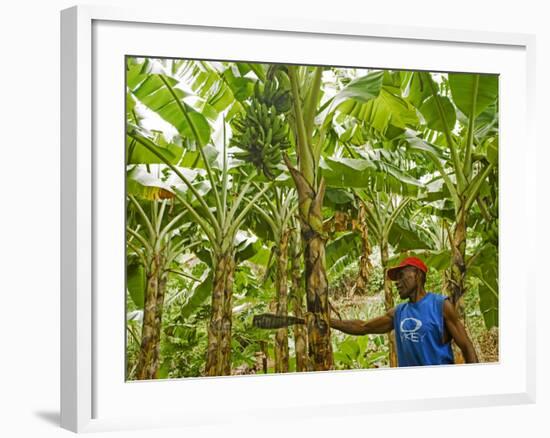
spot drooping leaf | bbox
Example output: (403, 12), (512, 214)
(486, 137), (499, 166)
(468, 244), (499, 328)
(247, 244), (272, 267)
(127, 263), (146, 309)
(387, 217), (434, 252)
(325, 232), (361, 269)
(235, 232), (262, 263)
(127, 166), (175, 200)
(179, 269), (213, 319)
(320, 156), (423, 196)
(325, 188), (355, 207)
(402, 129), (450, 160)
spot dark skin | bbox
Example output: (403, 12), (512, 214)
(330, 266), (479, 364)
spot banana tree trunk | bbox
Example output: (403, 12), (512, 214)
(303, 232), (333, 370)
(285, 160), (333, 371)
(449, 207), (467, 316)
(274, 230), (290, 373)
(285, 67), (332, 370)
(353, 203), (372, 296)
(381, 243), (397, 368)
(448, 206), (468, 364)
(205, 251), (236, 376)
(136, 253), (167, 379)
(289, 229), (308, 372)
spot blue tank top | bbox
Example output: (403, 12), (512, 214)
(393, 292), (454, 367)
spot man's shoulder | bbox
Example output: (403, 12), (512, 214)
(428, 292), (448, 302)
(393, 301), (406, 315)
(429, 293), (453, 319)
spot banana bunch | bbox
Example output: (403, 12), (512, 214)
(231, 75), (292, 179)
(255, 75), (292, 114)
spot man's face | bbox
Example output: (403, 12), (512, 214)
(393, 266), (420, 299)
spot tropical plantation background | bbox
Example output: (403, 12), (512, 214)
(125, 57), (499, 379)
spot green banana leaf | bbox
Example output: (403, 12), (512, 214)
(130, 73), (211, 146)
(324, 188), (355, 209)
(127, 128), (183, 165)
(222, 68), (255, 102)
(403, 71), (432, 108)
(419, 95), (457, 132)
(175, 61), (247, 120)
(326, 232), (361, 269)
(179, 269), (213, 319)
(324, 70), (417, 136)
(331, 70), (384, 108)
(418, 200), (455, 221)
(468, 243), (499, 328)
(235, 232), (263, 263)
(247, 244), (272, 267)
(127, 166), (175, 200)
(127, 263), (146, 309)
(320, 155), (423, 196)
(387, 216), (434, 252)
(402, 129), (450, 160)
(382, 70), (405, 95)
(337, 88), (418, 133)
(448, 73), (498, 118)
(179, 144), (220, 170)
(127, 162), (214, 207)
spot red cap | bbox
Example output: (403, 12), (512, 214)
(387, 257), (428, 281)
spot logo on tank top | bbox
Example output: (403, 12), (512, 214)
(399, 317), (425, 343)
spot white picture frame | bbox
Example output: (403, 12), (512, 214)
(60, 5), (536, 433)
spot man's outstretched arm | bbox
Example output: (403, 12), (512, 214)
(443, 299), (479, 363)
(330, 308), (395, 336)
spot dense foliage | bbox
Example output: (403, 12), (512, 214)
(125, 58), (499, 379)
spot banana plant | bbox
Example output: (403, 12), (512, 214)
(403, 72), (498, 317)
(327, 68), (498, 321)
(129, 128), (270, 376)
(321, 76), (428, 366)
(229, 64), (334, 370)
(126, 193), (200, 379)
(245, 185), (297, 372)
(354, 190), (413, 367)
(127, 59), (271, 376)
(284, 67), (429, 370)
(282, 65), (335, 370)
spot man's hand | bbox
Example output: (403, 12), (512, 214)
(443, 299), (479, 363)
(329, 308), (395, 336)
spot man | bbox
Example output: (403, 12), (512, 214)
(330, 257), (478, 366)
